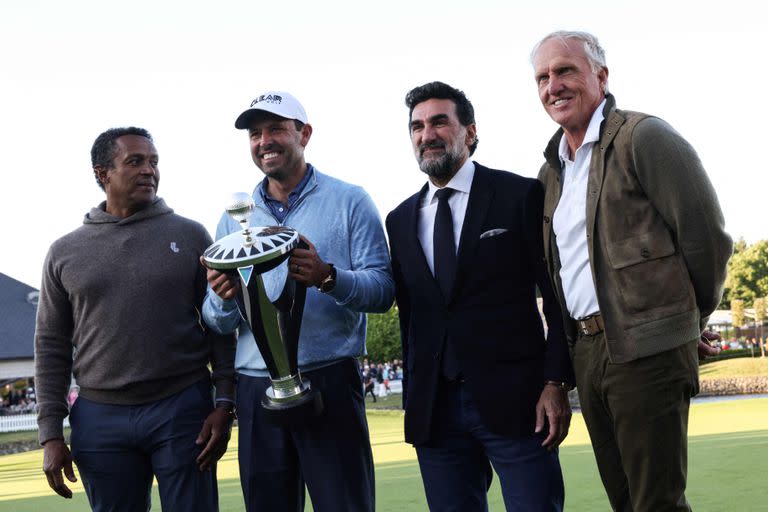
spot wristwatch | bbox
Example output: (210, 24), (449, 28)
(318, 264), (337, 293)
(545, 380), (573, 392)
(216, 401), (237, 421)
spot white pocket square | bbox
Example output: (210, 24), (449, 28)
(480, 228), (508, 239)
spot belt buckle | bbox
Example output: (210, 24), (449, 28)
(577, 315), (600, 336)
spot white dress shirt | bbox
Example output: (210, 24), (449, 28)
(418, 159), (475, 276)
(553, 99), (606, 319)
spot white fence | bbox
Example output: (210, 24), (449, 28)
(374, 379), (403, 397)
(0, 414), (69, 433)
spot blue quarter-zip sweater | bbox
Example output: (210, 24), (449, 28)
(202, 165), (395, 376)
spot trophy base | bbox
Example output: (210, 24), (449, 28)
(261, 384), (324, 426)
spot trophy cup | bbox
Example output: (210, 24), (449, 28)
(203, 192), (323, 423)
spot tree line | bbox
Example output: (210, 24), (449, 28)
(721, 238), (768, 355)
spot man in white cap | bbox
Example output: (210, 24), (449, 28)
(202, 91), (394, 512)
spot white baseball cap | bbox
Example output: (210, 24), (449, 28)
(234, 91), (308, 129)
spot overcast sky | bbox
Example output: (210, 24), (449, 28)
(1, 0), (763, 288)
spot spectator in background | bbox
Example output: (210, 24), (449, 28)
(375, 363), (385, 395)
(368, 362), (379, 383)
(364, 370), (377, 402)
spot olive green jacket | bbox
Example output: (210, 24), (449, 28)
(538, 94), (732, 363)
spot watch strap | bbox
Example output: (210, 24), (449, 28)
(319, 264), (336, 292)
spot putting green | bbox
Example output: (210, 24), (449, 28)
(0, 398), (765, 511)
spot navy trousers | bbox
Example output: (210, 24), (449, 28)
(415, 379), (564, 512)
(69, 379), (218, 512)
(236, 358), (375, 512)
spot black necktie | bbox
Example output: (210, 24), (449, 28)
(433, 187), (460, 379)
(433, 188), (456, 299)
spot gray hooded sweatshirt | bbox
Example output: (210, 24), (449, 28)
(35, 198), (235, 444)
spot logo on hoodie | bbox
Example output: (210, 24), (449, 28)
(170, 242), (180, 253)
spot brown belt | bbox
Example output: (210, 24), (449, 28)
(574, 314), (604, 336)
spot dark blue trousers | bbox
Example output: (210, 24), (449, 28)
(69, 379), (218, 512)
(415, 379), (564, 512)
(236, 358), (375, 512)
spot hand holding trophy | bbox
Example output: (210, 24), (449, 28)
(203, 193), (323, 423)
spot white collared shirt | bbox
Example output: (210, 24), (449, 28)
(553, 99), (606, 319)
(418, 159), (475, 276)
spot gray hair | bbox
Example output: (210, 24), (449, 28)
(531, 30), (608, 76)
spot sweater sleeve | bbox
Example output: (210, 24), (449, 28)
(202, 212), (245, 335)
(196, 230), (237, 403)
(202, 292), (241, 335)
(34, 247), (74, 444)
(206, 327), (236, 402)
(327, 191), (395, 313)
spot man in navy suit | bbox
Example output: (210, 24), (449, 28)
(386, 81), (574, 511)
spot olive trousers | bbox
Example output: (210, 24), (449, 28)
(573, 334), (699, 512)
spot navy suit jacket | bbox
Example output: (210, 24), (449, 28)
(386, 163), (573, 445)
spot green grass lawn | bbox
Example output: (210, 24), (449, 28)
(699, 355), (768, 378)
(365, 390), (403, 410)
(1, 398), (766, 511)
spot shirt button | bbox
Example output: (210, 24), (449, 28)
(641, 248), (651, 258)
(278, 207), (284, 212)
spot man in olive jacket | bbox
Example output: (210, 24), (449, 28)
(532, 31), (732, 511)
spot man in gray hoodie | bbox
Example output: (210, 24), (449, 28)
(34, 127), (236, 511)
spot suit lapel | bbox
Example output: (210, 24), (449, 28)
(401, 184), (437, 288)
(453, 164), (493, 300)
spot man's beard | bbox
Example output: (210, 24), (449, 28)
(417, 142), (464, 179)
